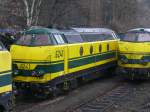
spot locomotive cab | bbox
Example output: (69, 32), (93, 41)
(118, 28), (150, 79)
(11, 28), (66, 81)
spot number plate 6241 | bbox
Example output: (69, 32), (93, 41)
(18, 64), (31, 70)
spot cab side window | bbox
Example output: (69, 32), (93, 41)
(81, 33), (114, 42)
(53, 34), (65, 44)
(65, 34), (83, 44)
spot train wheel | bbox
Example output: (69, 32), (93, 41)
(63, 81), (71, 91)
(50, 86), (63, 98)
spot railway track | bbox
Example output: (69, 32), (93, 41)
(138, 101), (150, 112)
(15, 94), (65, 112)
(66, 82), (142, 112)
(15, 77), (145, 112)
(15, 77), (123, 112)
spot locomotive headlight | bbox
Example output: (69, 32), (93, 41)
(13, 70), (19, 75)
(38, 70), (45, 75)
(32, 70), (45, 77)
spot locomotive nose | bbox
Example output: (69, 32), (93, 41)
(11, 45), (50, 62)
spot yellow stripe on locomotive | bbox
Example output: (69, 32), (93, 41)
(11, 27), (118, 95)
(118, 28), (150, 79)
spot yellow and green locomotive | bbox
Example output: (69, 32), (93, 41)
(118, 28), (150, 79)
(11, 27), (118, 96)
(0, 41), (13, 111)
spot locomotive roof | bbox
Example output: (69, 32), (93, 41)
(24, 28), (61, 34)
(60, 30), (80, 35)
(72, 28), (115, 34)
(129, 28), (150, 33)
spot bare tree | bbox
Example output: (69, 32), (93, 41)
(22, 0), (43, 27)
(0, 0), (141, 32)
(39, 0), (83, 27)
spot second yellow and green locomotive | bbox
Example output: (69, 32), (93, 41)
(118, 28), (150, 79)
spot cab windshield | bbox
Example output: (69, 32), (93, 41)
(16, 34), (53, 46)
(121, 32), (150, 42)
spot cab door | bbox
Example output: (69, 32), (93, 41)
(52, 34), (68, 76)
